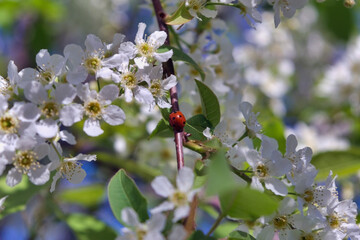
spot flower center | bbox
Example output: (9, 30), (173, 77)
(84, 101), (102, 119)
(84, 57), (102, 75)
(135, 227), (148, 240)
(138, 43), (153, 57)
(302, 234), (315, 240)
(13, 150), (39, 174)
(0, 114), (18, 134)
(273, 215), (288, 230)
(42, 101), (59, 118)
(0, 77), (11, 95)
(327, 213), (346, 229)
(303, 189), (314, 203)
(149, 80), (162, 97)
(255, 164), (268, 178)
(60, 161), (83, 181)
(122, 73), (137, 88)
(39, 70), (54, 84)
(170, 191), (188, 206)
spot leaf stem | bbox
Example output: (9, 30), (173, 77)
(206, 212), (225, 236)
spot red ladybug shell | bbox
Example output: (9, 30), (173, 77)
(169, 111), (186, 132)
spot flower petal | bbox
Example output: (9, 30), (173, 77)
(99, 84), (119, 102)
(151, 176), (174, 197)
(102, 105), (126, 126)
(176, 167), (194, 192)
(83, 119), (103, 137)
(151, 201), (175, 214)
(173, 205), (190, 222)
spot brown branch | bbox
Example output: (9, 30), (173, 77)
(152, 0), (184, 170)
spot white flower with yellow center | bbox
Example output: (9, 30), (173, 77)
(20, 49), (65, 88)
(119, 22), (173, 69)
(50, 153), (96, 192)
(6, 141), (50, 187)
(0, 61), (21, 98)
(117, 208), (166, 240)
(147, 65), (177, 109)
(240, 101), (262, 139)
(246, 136), (291, 196)
(111, 59), (154, 105)
(151, 167), (199, 222)
(185, 0), (217, 20)
(77, 83), (125, 137)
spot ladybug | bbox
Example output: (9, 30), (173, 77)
(169, 111), (186, 132)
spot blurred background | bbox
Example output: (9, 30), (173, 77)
(0, 0), (359, 239)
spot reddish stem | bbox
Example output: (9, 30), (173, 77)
(151, 0), (184, 170)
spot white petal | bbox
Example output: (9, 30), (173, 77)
(176, 167), (194, 192)
(162, 75), (177, 90)
(85, 34), (104, 53)
(36, 49), (51, 68)
(64, 44), (84, 66)
(156, 97), (171, 109)
(24, 81), (47, 103)
(250, 176), (264, 192)
(19, 68), (37, 88)
(96, 68), (113, 80)
(148, 31), (167, 49)
(154, 51), (173, 63)
(19, 103), (40, 122)
(99, 84), (119, 102)
(135, 22), (146, 45)
(257, 225), (275, 240)
(66, 66), (88, 85)
(134, 57), (148, 69)
(102, 53), (128, 68)
(65, 153), (96, 162)
(83, 118), (103, 137)
(50, 171), (62, 192)
(68, 168), (86, 184)
(34, 143), (49, 160)
(264, 178), (288, 196)
(77, 83), (91, 102)
(124, 87), (134, 102)
(35, 119), (58, 139)
(53, 83), (77, 104)
(286, 134), (297, 154)
(59, 130), (76, 145)
(173, 205), (190, 222)
(8, 61), (19, 86)
(119, 42), (137, 59)
(6, 168), (22, 187)
(121, 207), (140, 227)
(60, 104), (83, 126)
(151, 201), (175, 214)
(49, 54), (66, 76)
(134, 86), (154, 105)
(147, 214), (166, 231)
(151, 176), (175, 197)
(102, 105), (126, 126)
(203, 127), (212, 139)
(29, 165), (50, 185)
(168, 225), (187, 240)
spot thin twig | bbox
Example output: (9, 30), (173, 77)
(151, 0), (184, 170)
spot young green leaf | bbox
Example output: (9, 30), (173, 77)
(312, 149), (360, 180)
(228, 231), (256, 240)
(158, 46), (205, 81)
(184, 114), (212, 141)
(195, 80), (221, 128)
(107, 169), (148, 224)
(66, 213), (117, 240)
(219, 187), (279, 221)
(188, 230), (217, 240)
(148, 119), (173, 139)
(165, 1), (193, 25)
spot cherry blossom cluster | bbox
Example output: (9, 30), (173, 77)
(202, 101), (360, 240)
(0, 22), (176, 192)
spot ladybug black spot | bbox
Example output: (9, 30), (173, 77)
(183, 121), (185, 124)
(178, 115), (182, 118)
(172, 117), (176, 120)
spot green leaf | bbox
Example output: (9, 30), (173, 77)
(219, 187), (278, 220)
(228, 231), (256, 240)
(213, 222), (239, 239)
(160, 108), (171, 122)
(158, 46), (205, 81)
(312, 149), (360, 180)
(148, 119), (173, 139)
(165, 1), (193, 25)
(195, 80), (221, 128)
(66, 213), (117, 240)
(58, 184), (104, 207)
(107, 169), (148, 224)
(188, 230), (217, 240)
(184, 114), (212, 141)
(0, 176), (44, 219)
(206, 148), (238, 196)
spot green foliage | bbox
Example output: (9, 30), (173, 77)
(184, 114), (213, 141)
(228, 231), (257, 240)
(148, 119), (173, 139)
(206, 148), (238, 196)
(165, 1), (193, 25)
(219, 187), (279, 221)
(58, 184), (105, 208)
(213, 222), (239, 238)
(158, 46), (205, 81)
(66, 213), (117, 240)
(195, 80), (221, 128)
(188, 230), (217, 240)
(107, 169), (148, 224)
(0, 176), (44, 219)
(312, 149), (360, 180)
(261, 116), (286, 154)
